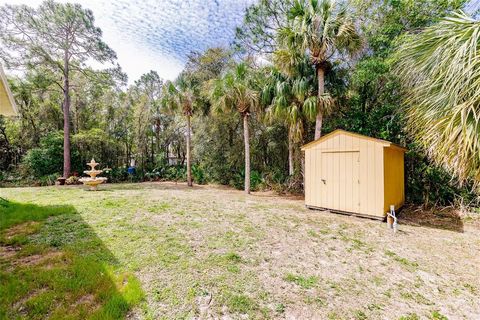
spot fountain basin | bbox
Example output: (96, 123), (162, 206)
(84, 170), (103, 178)
(79, 177), (107, 191)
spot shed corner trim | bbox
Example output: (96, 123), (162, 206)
(0, 63), (18, 116)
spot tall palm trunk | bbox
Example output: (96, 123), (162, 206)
(186, 114), (192, 187)
(155, 118), (161, 155)
(315, 66), (325, 140)
(63, 52), (71, 178)
(288, 132), (294, 176)
(243, 113), (250, 194)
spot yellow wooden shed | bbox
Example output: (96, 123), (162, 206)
(0, 63), (18, 116)
(302, 129), (407, 219)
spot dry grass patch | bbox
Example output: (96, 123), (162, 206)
(1, 182), (479, 319)
(4, 221), (41, 239)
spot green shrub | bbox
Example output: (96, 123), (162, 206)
(192, 165), (206, 185)
(231, 170), (263, 191)
(144, 168), (161, 181)
(251, 171), (263, 190)
(145, 165), (187, 182)
(37, 174), (58, 186)
(22, 131), (82, 178)
(105, 167), (128, 183)
(145, 164), (208, 184)
(164, 165), (186, 181)
(23, 132), (64, 177)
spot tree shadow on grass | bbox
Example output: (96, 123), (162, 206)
(398, 205), (465, 233)
(0, 198), (144, 319)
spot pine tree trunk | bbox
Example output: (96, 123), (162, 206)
(63, 52), (71, 179)
(288, 134), (294, 176)
(243, 113), (250, 194)
(315, 66), (325, 140)
(186, 114), (192, 187)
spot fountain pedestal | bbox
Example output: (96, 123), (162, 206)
(79, 158), (107, 191)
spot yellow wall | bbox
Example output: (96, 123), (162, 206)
(0, 80), (15, 116)
(383, 147), (405, 213)
(304, 133), (386, 217)
(0, 65), (17, 117)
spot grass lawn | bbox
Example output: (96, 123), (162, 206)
(1, 182), (479, 319)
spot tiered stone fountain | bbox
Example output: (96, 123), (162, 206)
(79, 158), (107, 191)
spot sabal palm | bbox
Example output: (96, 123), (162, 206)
(262, 64), (316, 175)
(161, 77), (195, 186)
(395, 12), (480, 184)
(207, 62), (259, 194)
(281, 0), (361, 139)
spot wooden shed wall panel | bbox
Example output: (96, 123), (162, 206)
(0, 81), (13, 116)
(383, 148), (405, 213)
(314, 150), (322, 207)
(306, 149), (313, 205)
(320, 149), (328, 208)
(321, 151), (360, 212)
(0, 65), (17, 117)
(374, 143), (385, 217)
(305, 150), (311, 204)
(368, 140), (374, 214)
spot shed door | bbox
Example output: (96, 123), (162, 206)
(321, 151), (360, 213)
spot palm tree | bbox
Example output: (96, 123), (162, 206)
(395, 11), (480, 184)
(162, 77), (195, 187)
(207, 62), (259, 194)
(262, 62), (316, 176)
(281, 0), (361, 139)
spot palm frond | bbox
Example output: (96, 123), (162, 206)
(303, 95), (318, 120)
(395, 11), (480, 183)
(286, 0), (360, 63)
(207, 62), (260, 117)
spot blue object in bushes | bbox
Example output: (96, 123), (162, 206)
(127, 166), (136, 175)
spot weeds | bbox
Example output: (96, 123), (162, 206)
(285, 273), (318, 289)
(385, 250), (419, 270)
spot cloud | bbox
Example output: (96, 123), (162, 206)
(466, 0), (479, 15)
(0, 0), (255, 82)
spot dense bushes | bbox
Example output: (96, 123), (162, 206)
(144, 164), (206, 185)
(72, 128), (125, 170)
(22, 130), (125, 179)
(405, 146), (480, 207)
(231, 170), (263, 191)
(22, 132), (77, 177)
(191, 165), (206, 185)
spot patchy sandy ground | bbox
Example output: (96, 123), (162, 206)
(2, 182), (479, 319)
